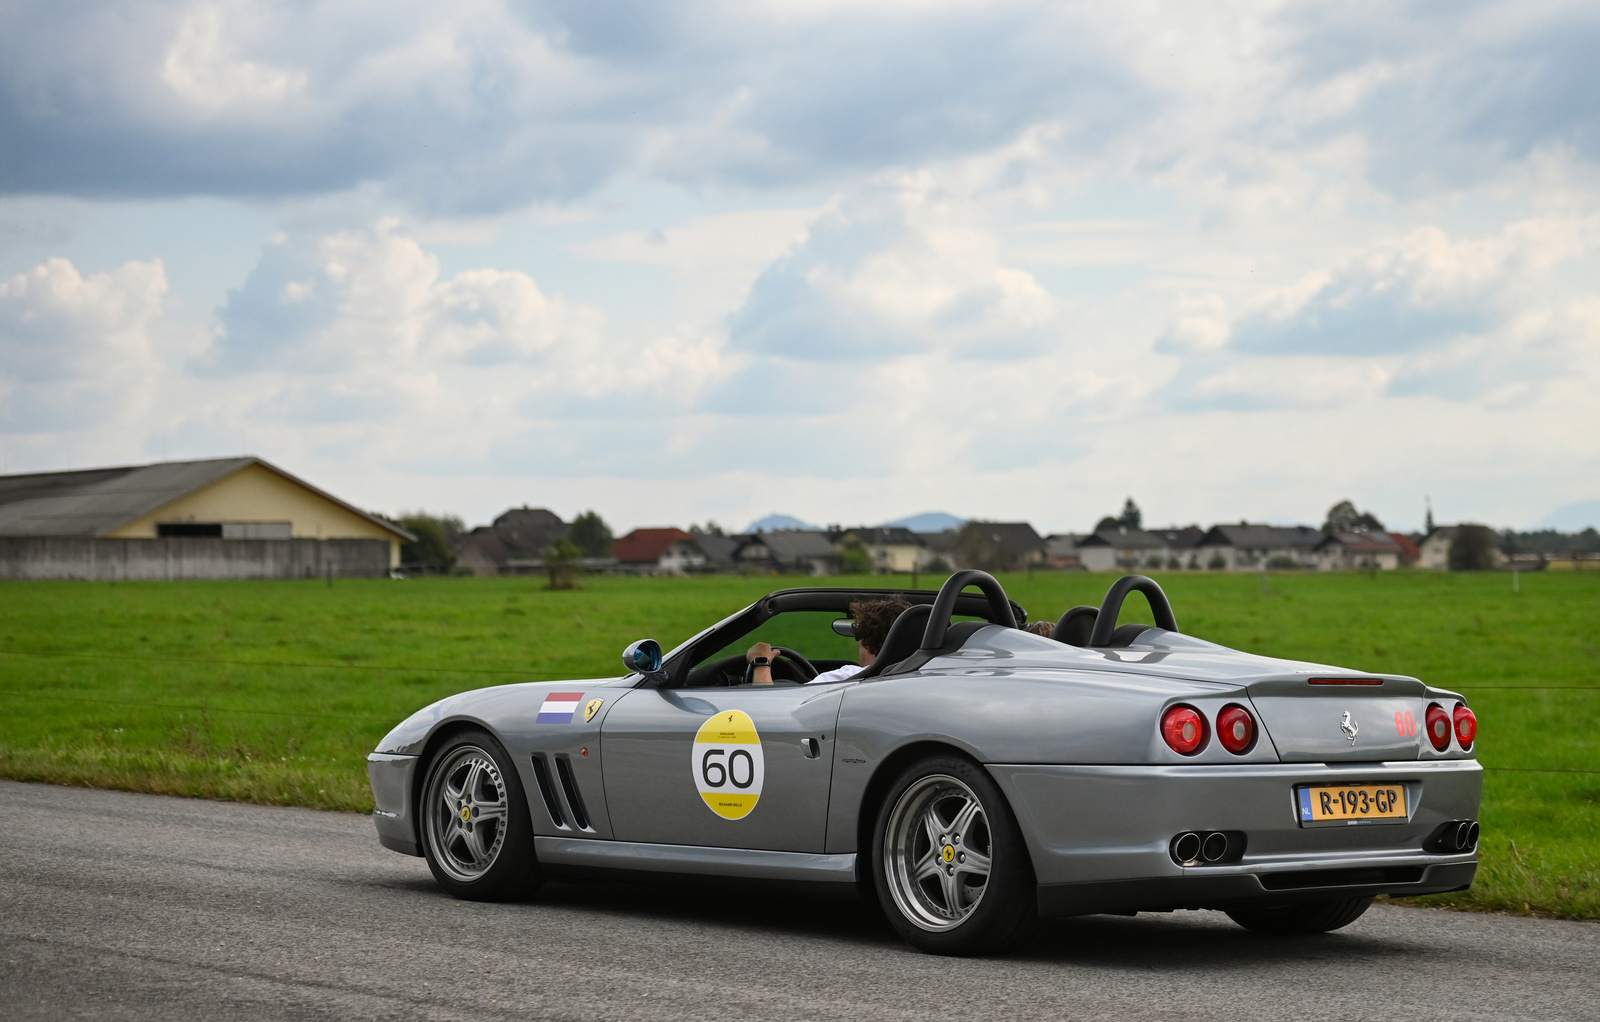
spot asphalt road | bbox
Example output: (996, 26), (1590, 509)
(2, 780), (1595, 1022)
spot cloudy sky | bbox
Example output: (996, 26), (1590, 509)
(2, 0), (1597, 534)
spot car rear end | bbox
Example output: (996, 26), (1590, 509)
(991, 672), (1482, 919)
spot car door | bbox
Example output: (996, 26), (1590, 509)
(600, 682), (848, 852)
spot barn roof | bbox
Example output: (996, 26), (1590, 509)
(0, 457), (412, 540)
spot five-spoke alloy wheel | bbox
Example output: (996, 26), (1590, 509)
(420, 729), (541, 901)
(872, 755), (1036, 954)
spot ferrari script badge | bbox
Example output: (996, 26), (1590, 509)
(584, 698), (604, 722)
(1339, 711), (1359, 744)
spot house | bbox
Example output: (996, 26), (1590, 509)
(944, 521), (1046, 572)
(1418, 525), (1506, 571)
(691, 531), (741, 572)
(1197, 524), (1323, 570)
(455, 507), (569, 576)
(613, 528), (708, 575)
(0, 456), (412, 580)
(1391, 532), (1421, 566)
(916, 530), (960, 570)
(1075, 527), (1205, 572)
(1043, 534), (1084, 569)
(1316, 532), (1404, 571)
(735, 530), (837, 575)
(1418, 527), (1456, 570)
(836, 527), (927, 573)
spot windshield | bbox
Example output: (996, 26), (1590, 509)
(694, 610), (860, 668)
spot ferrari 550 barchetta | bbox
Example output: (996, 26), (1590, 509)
(368, 571), (1481, 955)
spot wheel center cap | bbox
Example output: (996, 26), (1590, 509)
(460, 805), (472, 822)
(941, 844), (955, 863)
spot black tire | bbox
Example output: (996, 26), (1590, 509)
(870, 754), (1038, 955)
(1226, 896), (1373, 935)
(418, 729), (543, 901)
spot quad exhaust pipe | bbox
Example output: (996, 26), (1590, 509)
(1170, 830), (1245, 866)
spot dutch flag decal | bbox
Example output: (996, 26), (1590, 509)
(537, 692), (586, 724)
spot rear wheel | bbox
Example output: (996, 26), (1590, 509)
(1226, 896), (1373, 935)
(871, 755), (1037, 955)
(420, 729), (542, 901)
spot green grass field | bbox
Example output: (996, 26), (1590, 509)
(0, 570), (1594, 919)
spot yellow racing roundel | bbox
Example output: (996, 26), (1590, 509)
(691, 711), (765, 820)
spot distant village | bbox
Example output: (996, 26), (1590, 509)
(428, 499), (1600, 579)
(0, 456), (1592, 583)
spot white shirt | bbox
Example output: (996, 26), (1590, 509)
(811, 663), (863, 684)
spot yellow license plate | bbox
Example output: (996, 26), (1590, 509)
(1297, 784), (1407, 824)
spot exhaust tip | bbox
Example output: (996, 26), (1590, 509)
(1465, 821), (1480, 850)
(1172, 832), (1202, 864)
(1202, 832), (1229, 862)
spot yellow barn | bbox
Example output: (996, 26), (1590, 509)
(0, 457), (412, 580)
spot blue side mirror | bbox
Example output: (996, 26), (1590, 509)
(623, 639), (663, 676)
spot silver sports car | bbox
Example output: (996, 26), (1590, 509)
(368, 571), (1481, 954)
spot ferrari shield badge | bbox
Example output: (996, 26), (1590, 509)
(691, 711), (765, 820)
(584, 698), (604, 723)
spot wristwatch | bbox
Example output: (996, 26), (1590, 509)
(749, 656), (771, 667)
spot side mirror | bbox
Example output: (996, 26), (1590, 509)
(623, 639), (665, 683)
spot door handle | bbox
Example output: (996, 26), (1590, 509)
(800, 737), (820, 759)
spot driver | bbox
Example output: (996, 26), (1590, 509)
(746, 597), (912, 685)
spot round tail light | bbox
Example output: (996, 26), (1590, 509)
(1453, 704), (1477, 750)
(1425, 703), (1451, 751)
(1161, 705), (1208, 755)
(1216, 704), (1256, 754)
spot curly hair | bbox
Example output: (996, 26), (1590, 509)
(1024, 619), (1055, 636)
(847, 596), (912, 656)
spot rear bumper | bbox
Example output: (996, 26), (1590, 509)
(368, 752), (422, 857)
(990, 759), (1483, 910)
(1038, 860), (1475, 917)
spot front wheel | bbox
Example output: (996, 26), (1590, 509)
(419, 729), (542, 901)
(1226, 896), (1373, 935)
(871, 755), (1037, 955)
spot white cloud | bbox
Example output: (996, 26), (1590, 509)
(161, 2), (308, 113)
(728, 173), (1065, 362)
(0, 257), (166, 432)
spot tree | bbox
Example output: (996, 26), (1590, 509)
(1118, 498), (1142, 530)
(1449, 525), (1501, 571)
(952, 522), (1003, 572)
(838, 534), (873, 574)
(395, 513), (464, 572)
(567, 510), (614, 557)
(1094, 516), (1121, 533)
(545, 539), (582, 589)
(1323, 500), (1384, 535)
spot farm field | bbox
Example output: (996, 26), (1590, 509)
(0, 570), (1594, 919)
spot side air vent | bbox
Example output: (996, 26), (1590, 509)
(554, 755), (592, 831)
(529, 755), (567, 829)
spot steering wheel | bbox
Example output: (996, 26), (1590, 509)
(743, 646), (819, 684)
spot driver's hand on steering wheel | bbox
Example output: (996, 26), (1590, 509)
(746, 642), (776, 686)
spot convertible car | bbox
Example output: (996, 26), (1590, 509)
(368, 570), (1481, 954)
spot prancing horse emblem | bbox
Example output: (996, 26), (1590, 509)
(1339, 711), (1359, 744)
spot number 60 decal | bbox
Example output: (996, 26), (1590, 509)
(692, 710), (765, 820)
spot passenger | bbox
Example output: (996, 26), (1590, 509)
(1024, 619), (1056, 636)
(747, 596), (911, 685)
